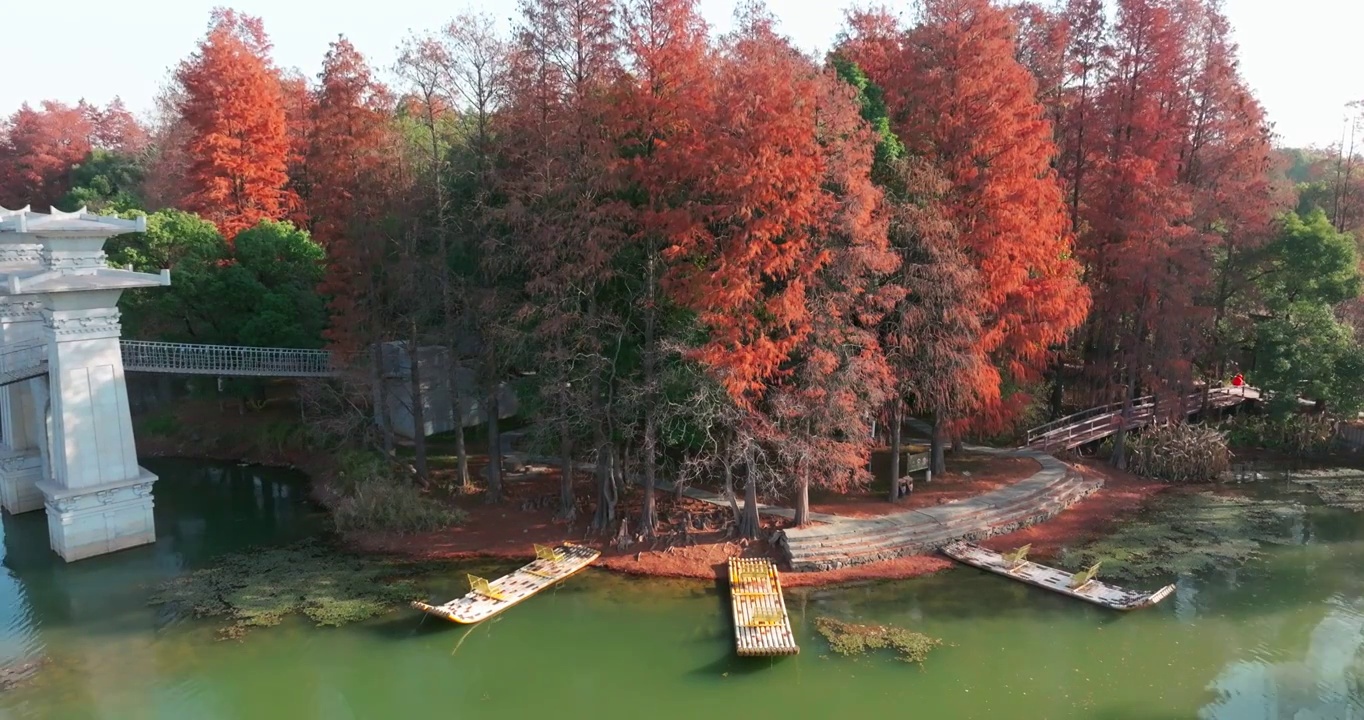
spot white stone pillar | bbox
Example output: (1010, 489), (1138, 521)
(0, 298), (46, 514)
(36, 303), (156, 561)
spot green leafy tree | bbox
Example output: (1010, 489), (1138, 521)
(215, 220), (328, 348)
(56, 149), (146, 213)
(108, 209), (224, 339)
(1250, 209), (1364, 415)
(109, 213), (326, 348)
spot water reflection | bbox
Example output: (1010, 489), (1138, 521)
(0, 459), (321, 718)
(0, 461), (1362, 718)
(1203, 595), (1364, 719)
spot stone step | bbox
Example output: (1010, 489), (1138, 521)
(782, 474), (1090, 551)
(786, 490), (1098, 572)
(786, 489), (1096, 572)
(783, 483), (1092, 564)
(783, 479), (1102, 572)
(782, 465), (1071, 541)
(783, 476), (1096, 555)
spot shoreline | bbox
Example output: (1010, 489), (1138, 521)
(135, 417), (1174, 588)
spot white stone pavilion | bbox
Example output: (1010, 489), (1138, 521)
(0, 206), (169, 561)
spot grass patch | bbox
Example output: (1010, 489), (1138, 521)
(250, 418), (315, 454)
(1129, 422), (1231, 483)
(813, 616), (941, 665)
(1058, 491), (1300, 582)
(332, 481), (467, 534)
(137, 412), (179, 438)
(149, 540), (433, 639)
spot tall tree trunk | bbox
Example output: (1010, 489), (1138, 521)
(641, 412), (657, 537)
(794, 464), (811, 527)
(639, 250), (658, 537)
(1048, 358), (1066, 420)
(887, 400), (903, 503)
(371, 341), (394, 459)
(1112, 369), (1135, 470)
(738, 448), (760, 539)
(591, 419), (616, 531)
(485, 387), (503, 504)
(723, 441), (741, 529)
(557, 382), (575, 520)
(407, 329), (429, 485)
(449, 357), (470, 491)
(551, 330), (575, 517)
(931, 412), (947, 476)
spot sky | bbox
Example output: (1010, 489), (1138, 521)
(0, 0), (1357, 149)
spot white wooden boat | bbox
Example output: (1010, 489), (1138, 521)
(941, 541), (1175, 611)
(411, 542), (600, 624)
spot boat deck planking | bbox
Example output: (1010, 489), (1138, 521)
(411, 542), (601, 624)
(941, 542), (1175, 611)
(728, 557), (799, 656)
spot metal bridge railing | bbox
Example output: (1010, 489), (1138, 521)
(119, 341), (339, 378)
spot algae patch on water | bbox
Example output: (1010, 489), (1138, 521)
(1289, 468), (1364, 511)
(814, 617), (941, 664)
(1058, 491), (1300, 582)
(149, 540), (431, 639)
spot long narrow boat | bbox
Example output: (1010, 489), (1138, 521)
(728, 557), (799, 656)
(411, 542), (601, 624)
(941, 541), (1175, 611)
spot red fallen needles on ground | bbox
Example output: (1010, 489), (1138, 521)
(135, 400), (1169, 588)
(349, 457), (1168, 588)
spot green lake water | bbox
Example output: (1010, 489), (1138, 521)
(0, 460), (1362, 719)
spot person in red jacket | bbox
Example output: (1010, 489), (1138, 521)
(1231, 373), (1244, 387)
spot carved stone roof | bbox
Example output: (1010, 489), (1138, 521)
(0, 207), (167, 296)
(0, 206), (145, 238)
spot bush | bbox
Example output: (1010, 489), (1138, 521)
(332, 482), (467, 534)
(1129, 422), (1231, 483)
(252, 418), (316, 454)
(330, 450), (466, 534)
(1220, 413), (1337, 457)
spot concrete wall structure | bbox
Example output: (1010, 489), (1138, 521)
(0, 207), (169, 561)
(377, 341), (518, 439)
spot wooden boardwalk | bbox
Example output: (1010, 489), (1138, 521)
(1024, 386), (1259, 453)
(728, 557), (799, 656)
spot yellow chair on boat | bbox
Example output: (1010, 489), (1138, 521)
(1069, 562), (1101, 590)
(1002, 544), (1031, 571)
(745, 611), (784, 627)
(535, 544), (565, 562)
(468, 574), (508, 601)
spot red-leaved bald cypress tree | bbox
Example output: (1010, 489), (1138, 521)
(615, 0), (715, 536)
(893, 0), (1090, 434)
(176, 9), (294, 240)
(309, 37), (398, 357)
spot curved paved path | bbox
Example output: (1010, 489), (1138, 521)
(779, 419), (1100, 571)
(498, 423), (1102, 572)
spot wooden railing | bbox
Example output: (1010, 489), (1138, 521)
(1024, 386), (1259, 452)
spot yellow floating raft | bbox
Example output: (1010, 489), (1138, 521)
(728, 557), (799, 656)
(411, 542), (601, 624)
